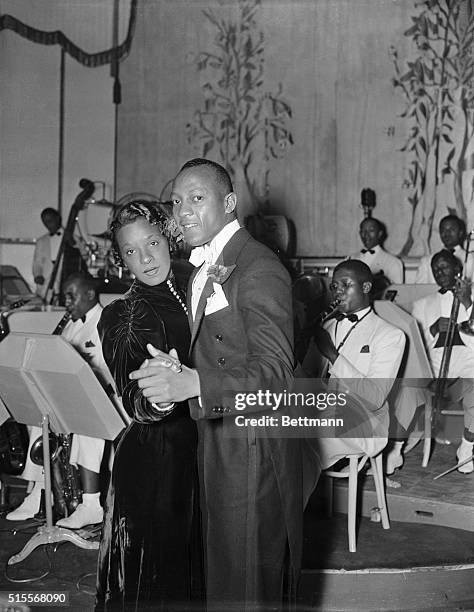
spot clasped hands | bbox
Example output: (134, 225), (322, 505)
(129, 344), (201, 406)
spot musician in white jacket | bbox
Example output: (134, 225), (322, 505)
(348, 217), (404, 285)
(312, 260), (406, 468)
(415, 215), (474, 284)
(7, 273), (114, 526)
(411, 250), (474, 473)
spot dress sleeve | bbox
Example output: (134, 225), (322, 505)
(98, 297), (171, 422)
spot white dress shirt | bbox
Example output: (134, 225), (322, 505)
(189, 219), (241, 319)
(348, 244), (404, 284)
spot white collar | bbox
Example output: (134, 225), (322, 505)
(79, 302), (101, 324)
(189, 219), (241, 267)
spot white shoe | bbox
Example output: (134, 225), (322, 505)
(386, 450), (404, 475)
(456, 439), (474, 474)
(6, 484), (42, 521)
(56, 502), (103, 529)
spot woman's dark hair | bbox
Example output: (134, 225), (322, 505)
(110, 199), (180, 265)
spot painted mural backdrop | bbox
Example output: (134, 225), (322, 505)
(392, 0), (474, 255)
(186, 0), (293, 214)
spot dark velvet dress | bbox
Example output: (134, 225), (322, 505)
(95, 277), (202, 612)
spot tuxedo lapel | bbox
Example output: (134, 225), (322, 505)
(188, 228), (252, 354)
(190, 276), (214, 351)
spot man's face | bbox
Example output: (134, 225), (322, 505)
(432, 256), (458, 290)
(359, 219), (382, 250)
(329, 267), (371, 313)
(171, 167), (234, 247)
(63, 280), (95, 321)
(439, 219), (464, 249)
(42, 213), (61, 235)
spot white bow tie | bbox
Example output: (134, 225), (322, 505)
(189, 245), (214, 267)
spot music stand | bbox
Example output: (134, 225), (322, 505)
(0, 332), (127, 565)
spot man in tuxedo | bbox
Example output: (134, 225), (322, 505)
(312, 260), (405, 468)
(415, 215), (474, 284)
(408, 250), (474, 473)
(130, 159), (316, 610)
(32, 208), (64, 300)
(7, 273), (112, 527)
(348, 217), (404, 286)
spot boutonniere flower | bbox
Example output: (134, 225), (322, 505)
(207, 264), (236, 284)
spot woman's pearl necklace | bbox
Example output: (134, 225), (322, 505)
(167, 279), (188, 315)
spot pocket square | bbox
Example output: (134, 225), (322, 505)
(85, 340), (96, 348)
(205, 283), (229, 315)
(360, 345), (370, 353)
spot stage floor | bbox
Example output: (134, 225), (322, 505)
(1, 442), (474, 611)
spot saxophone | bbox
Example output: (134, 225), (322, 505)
(29, 309), (83, 518)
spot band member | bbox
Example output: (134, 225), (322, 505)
(7, 272), (112, 526)
(393, 250), (474, 473)
(130, 159), (314, 610)
(415, 215), (474, 284)
(348, 217), (404, 286)
(32, 208), (64, 300)
(312, 260), (405, 468)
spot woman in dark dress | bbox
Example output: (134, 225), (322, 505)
(95, 201), (202, 611)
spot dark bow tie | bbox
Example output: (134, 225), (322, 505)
(361, 249), (375, 255)
(334, 312), (359, 323)
(429, 317), (465, 347)
(50, 231), (61, 236)
(80, 314), (86, 323)
(438, 287), (453, 295)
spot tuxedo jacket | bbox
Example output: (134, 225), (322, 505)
(32, 231), (63, 298)
(348, 245), (404, 284)
(187, 227), (312, 606)
(412, 290), (474, 378)
(315, 309), (406, 464)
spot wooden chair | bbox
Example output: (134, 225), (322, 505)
(324, 451), (390, 553)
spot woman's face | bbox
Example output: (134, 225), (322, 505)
(116, 217), (171, 286)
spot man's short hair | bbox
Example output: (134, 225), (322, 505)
(179, 158), (233, 195)
(439, 214), (466, 235)
(41, 207), (60, 220)
(63, 272), (98, 295)
(431, 248), (463, 273)
(334, 259), (373, 284)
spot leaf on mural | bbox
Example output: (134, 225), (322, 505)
(419, 102), (428, 118)
(446, 147), (455, 164)
(442, 134), (453, 144)
(245, 95), (256, 103)
(202, 140), (214, 157)
(404, 24), (419, 37)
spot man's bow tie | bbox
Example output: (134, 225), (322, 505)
(50, 231), (61, 237)
(438, 287), (453, 294)
(334, 312), (358, 323)
(361, 248), (375, 255)
(189, 245), (214, 267)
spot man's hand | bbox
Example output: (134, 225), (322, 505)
(312, 326), (339, 364)
(129, 344), (201, 404)
(34, 275), (45, 285)
(454, 277), (472, 311)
